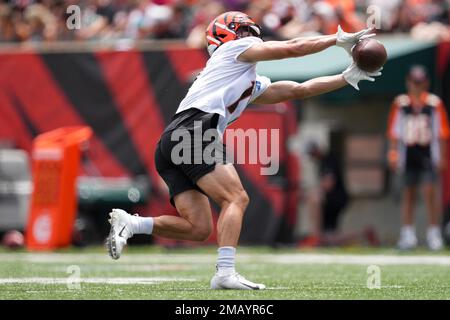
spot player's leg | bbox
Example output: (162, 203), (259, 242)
(196, 163), (265, 290)
(320, 200), (343, 246)
(197, 163), (248, 247)
(144, 136), (213, 241)
(422, 172), (443, 250)
(152, 190), (213, 241)
(398, 174), (418, 249)
(106, 189), (212, 259)
(402, 186), (416, 226)
(106, 139), (215, 259)
(423, 182), (439, 226)
(299, 188), (322, 247)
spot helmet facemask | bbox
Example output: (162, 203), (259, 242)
(235, 23), (262, 39)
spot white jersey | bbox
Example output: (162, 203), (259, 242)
(176, 36), (271, 136)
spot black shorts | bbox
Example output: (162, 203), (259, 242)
(154, 108), (227, 206)
(403, 168), (438, 186)
(403, 147), (438, 186)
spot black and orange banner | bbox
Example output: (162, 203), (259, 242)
(0, 47), (300, 245)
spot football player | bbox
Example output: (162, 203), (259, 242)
(107, 11), (382, 290)
(388, 65), (449, 250)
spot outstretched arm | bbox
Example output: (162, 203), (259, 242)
(253, 63), (382, 104)
(239, 26), (374, 63)
(238, 35), (337, 63)
(252, 75), (347, 104)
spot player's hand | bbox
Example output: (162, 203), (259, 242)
(387, 150), (399, 172)
(342, 61), (382, 90)
(336, 25), (375, 56)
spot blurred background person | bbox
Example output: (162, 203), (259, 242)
(299, 141), (378, 247)
(75, 0), (118, 40)
(186, 0), (225, 48)
(23, 3), (58, 41)
(243, 0), (280, 39)
(387, 65), (450, 251)
(408, 0), (450, 41)
(0, 4), (16, 42)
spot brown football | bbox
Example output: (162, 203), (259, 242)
(352, 38), (387, 72)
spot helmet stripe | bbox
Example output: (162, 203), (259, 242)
(206, 35), (221, 45)
(212, 19), (218, 37)
(215, 22), (236, 34)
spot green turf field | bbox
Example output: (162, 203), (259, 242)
(1, 246), (450, 299)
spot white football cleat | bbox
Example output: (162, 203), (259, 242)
(106, 208), (134, 260)
(397, 227), (418, 250)
(210, 272), (266, 290)
(427, 228), (444, 251)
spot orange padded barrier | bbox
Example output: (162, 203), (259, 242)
(26, 126), (92, 250)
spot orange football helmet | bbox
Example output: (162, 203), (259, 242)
(206, 11), (262, 56)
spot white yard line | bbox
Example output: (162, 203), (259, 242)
(1, 252), (450, 266)
(0, 277), (195, 285)
(249, 254), (450, 266)
(46, 264), (191, 272)
(0, 253), (214, 264)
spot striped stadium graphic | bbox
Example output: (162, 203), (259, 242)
(0, 48), (300, 245)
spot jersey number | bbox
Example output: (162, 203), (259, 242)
(227, 81), (255, 114)
(402, 114), (432, 146)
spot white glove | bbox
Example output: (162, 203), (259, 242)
(336, 25), (375, 56)
(342, 62), (382, 90)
